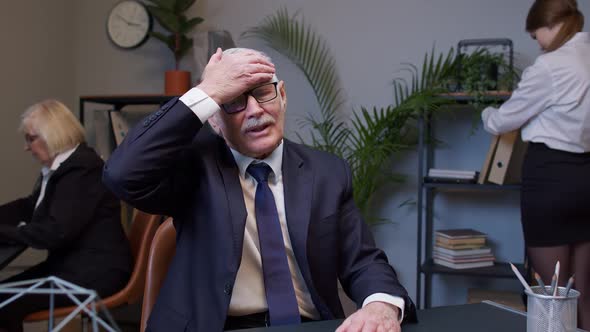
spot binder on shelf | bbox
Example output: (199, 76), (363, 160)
(487, 130), (528, 184)
(478, 135), (500, 184)
(109, 111), (130, 146)
(93, 110), (112, 160)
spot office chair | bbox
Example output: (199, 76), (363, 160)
(24, 209), (161, 329)
(140, 217), (176, 332)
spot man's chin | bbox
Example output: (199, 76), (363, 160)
(242, 141), (280, 159)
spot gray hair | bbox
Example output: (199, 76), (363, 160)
(222, 47), (279, 81)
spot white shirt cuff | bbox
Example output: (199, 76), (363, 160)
(481, 106), (499, 135)
(362, 293), (405, 322)
(179, 87), (221, 123)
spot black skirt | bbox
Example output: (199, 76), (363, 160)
(521, 142), (590, 247)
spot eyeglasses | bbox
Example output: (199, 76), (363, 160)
(221, 82), (279, 114)
(24, 134), (39, 145)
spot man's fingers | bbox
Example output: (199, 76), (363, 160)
(335, 317), (352, 332)
(238, 52), (276, 66)
(246, 63), (276, 73)
(208, 47), (222, 64)
(347, 317), (365, 332)
(360, 320), (378, 332)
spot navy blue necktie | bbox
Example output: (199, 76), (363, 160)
(247, 163), (301, 326)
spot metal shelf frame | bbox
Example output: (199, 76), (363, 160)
(415, 94), (525, 309)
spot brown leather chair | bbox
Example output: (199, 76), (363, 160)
(140, 217), (176, 332)
(24, 209), (161, 327)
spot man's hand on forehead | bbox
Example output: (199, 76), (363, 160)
(197, 48), (276, 106)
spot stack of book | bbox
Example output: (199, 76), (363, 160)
(426, 168), (479, 184)
(433, 229), (494, 269)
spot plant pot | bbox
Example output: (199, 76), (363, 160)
(165, 70), (191, 95)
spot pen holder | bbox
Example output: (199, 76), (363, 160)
(525, 286), (580, 332)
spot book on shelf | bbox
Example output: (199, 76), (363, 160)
(433, 253), (495, 264)
(433, 246), (492, 257)
(435, 241), (487, 250)
(436, 229), (487, 239)
(433, 258), (494, 269)
(433, 228), (495, 269)
(436, 237), (486, 245)
(424, 176), (477, 184)
(428, 168), (478, 179)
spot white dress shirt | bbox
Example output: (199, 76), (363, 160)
(34, 145), (79, 209)
(482, 32), (590, 153)
(180, 88), (405, 320)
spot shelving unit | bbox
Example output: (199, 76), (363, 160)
(78, 94), (179, 126)
(415, 93), (527, 309)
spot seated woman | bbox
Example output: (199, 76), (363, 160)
(0, 99), (132, 332)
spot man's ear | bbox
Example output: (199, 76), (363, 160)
(208, 113), (222, 135)
(279, 81), (287, 110)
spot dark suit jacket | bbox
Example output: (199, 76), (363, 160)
(0, 144), (132, 294)
(103, 98), (416, 332)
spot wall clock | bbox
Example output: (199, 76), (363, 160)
(107, 0), (152, 49)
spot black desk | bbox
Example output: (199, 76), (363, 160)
(235, 302), (528, 332)
(0, 245), (27, 270)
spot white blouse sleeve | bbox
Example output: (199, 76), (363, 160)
(481, 59), (554, 135)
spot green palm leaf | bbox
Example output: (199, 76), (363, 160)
(242, 9), (348, 156)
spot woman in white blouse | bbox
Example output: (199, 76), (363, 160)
(482, 0), (589, 328)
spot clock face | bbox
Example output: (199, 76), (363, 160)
(107, 0), (152, 49)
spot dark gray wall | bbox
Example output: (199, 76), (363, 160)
(0, 0), (75, 202)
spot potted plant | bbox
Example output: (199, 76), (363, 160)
(145, 0), (204, 95)
(449, 48), (520, 110)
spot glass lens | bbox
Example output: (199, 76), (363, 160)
(24, 134), (38, 144)
(222, 94), (246, 114)
(252, 83), (278, 103)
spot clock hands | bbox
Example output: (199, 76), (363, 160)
(115, 14), (143, 27)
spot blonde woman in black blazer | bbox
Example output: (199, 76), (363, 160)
(0, 100), (132, 332)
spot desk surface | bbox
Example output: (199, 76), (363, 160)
(0, 245), (27, 271)
(236, 302), (526, 332)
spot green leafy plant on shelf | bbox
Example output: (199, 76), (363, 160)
(145, 0), (204, 70)
(453, 48), (519, 110)
(243, 9), (460, 222)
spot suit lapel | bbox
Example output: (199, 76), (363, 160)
(215, 137), (247, 263)
(282, 142), (314, 286)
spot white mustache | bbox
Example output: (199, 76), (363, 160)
(242, 114), (276, 132)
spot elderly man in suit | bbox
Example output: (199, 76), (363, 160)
(103, 47), (415, 332)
